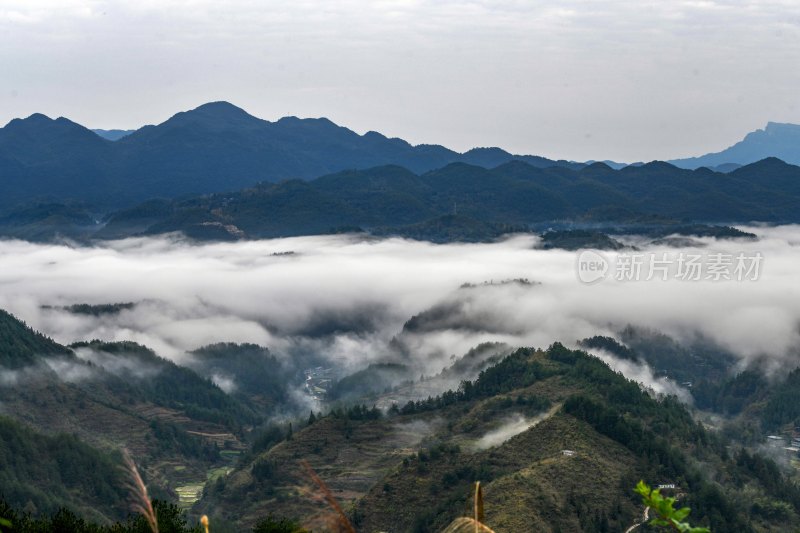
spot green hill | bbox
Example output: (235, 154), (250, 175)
(187, 343), (290, 412)
(197, 344), (800, 532)
(0, 309), (72, 368)
(0, 415), (127, 523)
(0, 311), (262, 510)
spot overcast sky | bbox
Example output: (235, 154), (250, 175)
(1, 0), (799, 162)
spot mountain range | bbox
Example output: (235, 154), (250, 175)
(2, 101), (799, 212)
(0, 102), (582, 209)
(0, 156), (792, 243)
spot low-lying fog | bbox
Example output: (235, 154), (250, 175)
(1, 226), (799, 396)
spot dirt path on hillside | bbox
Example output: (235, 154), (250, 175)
(624, 506), (650, 533)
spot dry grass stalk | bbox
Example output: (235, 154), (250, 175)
(441, 481), (495, 533)
(441, 517), (496, 533)
(474, 481), (484, 526)
(300, 460), (356, 533)
(121, 449), (159, 533)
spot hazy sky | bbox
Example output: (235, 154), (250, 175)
(2, 0), (799, 161)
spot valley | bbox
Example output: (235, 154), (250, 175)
(0, 224), (799, 531)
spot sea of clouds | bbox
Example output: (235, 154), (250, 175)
(1, 226), (798, 397)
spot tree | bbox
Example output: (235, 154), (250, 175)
(252, 515), (308, 533)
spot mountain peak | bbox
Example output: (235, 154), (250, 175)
(759, 122), (800, 138)
(584, 161), (613, 171)
(640, 160), (678, 171)
(159, 101), (263, 130)
(2, 113), (101, 145)
(4, 113), (54, 129)
(25, 112), (54, 122)
(764, 121), (798, 130)
(738, 156), (791, 170)
(671, 121), (800, 168)
(461, 147), (514, 168)
(192, 101), (249, 115)
(464, 147), (511, 156)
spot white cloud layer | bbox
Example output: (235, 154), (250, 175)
(0, 226), (798, 397)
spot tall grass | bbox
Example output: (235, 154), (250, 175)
(441, 482), (495, 533)
(121, 449), (159, 533)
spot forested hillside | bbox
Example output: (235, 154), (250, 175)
(4, 307), (800, 532)
(0, 311), (285, 513)
(84, 157), (800, 243)
(2, 123), (800, 243)
(0, 417), (127, 523)
(198, 345), (800, 532)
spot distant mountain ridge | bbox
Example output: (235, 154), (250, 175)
(0, 101), (582, 208)
(1, 155), (798, 242)
(82, 156), (799, 242)
(670, 122), (800, 169)
(92, 128), (134, 141)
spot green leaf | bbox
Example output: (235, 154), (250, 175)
(634, 481), (710, 533)
(673, 507), (691, 521)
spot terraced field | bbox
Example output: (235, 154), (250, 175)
(175, 454), (240, 510)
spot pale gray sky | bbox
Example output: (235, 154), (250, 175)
(1, 0), (799, 162)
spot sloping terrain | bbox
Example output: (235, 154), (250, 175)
(199, 345), (800, 532)
(0, 311), (274, 511)
(4, 302), (800, 531)
(0, 416), (128, 523)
